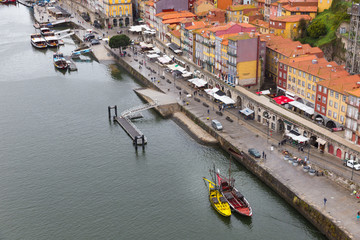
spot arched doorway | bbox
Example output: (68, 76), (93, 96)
(125, 17), (130, 26)
(119, 18), (123, 27)
(186, 65), (190, 72)
(113, 18), (118, 27)
(326, 120), (336, 129)
(226, 90), (232, 98)
(277, 119), (285, 134)
(315, 115), (324, 125)
(328, 144), (334, 154)
(336, 148), (342, 158)
(310, 136), (318, 148)
(236, 96), (242, 108)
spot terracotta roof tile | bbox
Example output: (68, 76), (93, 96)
(271, 14), (312, 22)
(282, 5), (318, 12)
(170, 29), (181, 38)
(228, 4), (257, 11)
(319, 75), (360, 94)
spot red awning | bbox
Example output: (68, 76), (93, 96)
(273, 96), (294, 105)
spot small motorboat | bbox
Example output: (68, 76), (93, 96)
(30, 33), (47, 49)
(203, 177), (231, 217)
(40, 27), (53, 36)
(216, 171), (252, 217)
(44, 35), (59, 48)
(53, 52), (68, 70)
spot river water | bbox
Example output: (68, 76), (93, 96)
(0, 4), (326, 240)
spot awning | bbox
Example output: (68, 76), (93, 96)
(273, 96), (294, 105)
(256, 90), (270, 95)
(289, 130), (300, 136)
(146, 53), (160, 58)
(174, 49), (182, 54)
(169, 43), (180, 51)
(157, 55), (172, 64)
(240, 108), (254, 116)
(316, 138), (327, 145)
(182, 72), (192, 78)
(205, 88), (219, 97)
(288, 101), (314, 115)
(218, 96), (235, 105)
(167, 63), (186, 72)
(293, 135), (309, 143)
(188, 78), (207, 88)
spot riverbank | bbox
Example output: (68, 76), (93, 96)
(101, 44), (355, 240)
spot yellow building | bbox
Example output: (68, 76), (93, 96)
(104, 0), (133, 27)
(261, 34), (323, 83)
(318, 0), (332, 12)
(193, 0), (214, 15)
(251, 19), (269, 34)
(226, 5), (257, 23)
(282, 5), (317, 19)
(170, 29), (181, 47)
(269, 15), (312, 39)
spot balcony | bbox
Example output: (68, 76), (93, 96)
(227, 60), (236, 67)
(202, 41), (210, 47)
(227, 51), (237, 57)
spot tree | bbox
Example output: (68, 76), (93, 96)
(109, 34), (131, 53)
(298, 18), (307, 38)
(306, 20), (327, 38)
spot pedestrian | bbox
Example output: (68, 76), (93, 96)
(262, 151), (265, 158)
(301, 147), (304, 152)
(207, 109), (210, 115)
(357, 211), (360, 220)
(323, 197), (327, 206)
(264, 154), (267, 160)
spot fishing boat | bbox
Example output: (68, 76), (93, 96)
(53, 52), (68, 70)
(203, 177), (231, 217)
(30, 33), (47, 49)
(216, 171), (252, 217)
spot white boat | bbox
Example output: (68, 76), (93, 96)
(40, 27), (53, 36)
(44, 36), (59, 48)
(30, 33), (47, 49)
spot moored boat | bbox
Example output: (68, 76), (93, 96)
(0, 0), (17, 3)
(216, 171), (252, 217)
(53, 52), (68, 70)
(203, 177), (231, 217)
(44, 35), (59, 47)
(40, 27), (53, 36)
(30, 34), (47, 49)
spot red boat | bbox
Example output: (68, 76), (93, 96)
(216, 171), (252, 217)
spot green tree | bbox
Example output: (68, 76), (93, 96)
(306, 20), (327, 38)
(109, 34), (131, 53)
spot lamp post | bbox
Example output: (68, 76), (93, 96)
(267, 120), (270, 144)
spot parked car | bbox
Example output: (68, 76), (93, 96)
(84, 33), (95, 41)
(81, 12), (90, 22)
(93, 20), (102, 29)
(211, 120), (223, 131)
(248, 148), (261, 158)
(346, 160), (360, 170)
(91, 39), (100, 45)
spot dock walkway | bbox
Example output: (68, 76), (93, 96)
(114, 116), (147, 144)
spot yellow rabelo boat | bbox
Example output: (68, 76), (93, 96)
(203, 177), (231, 217)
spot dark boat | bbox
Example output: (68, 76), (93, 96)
(53, 52), (68, 70)
(216, 171), (252, 217)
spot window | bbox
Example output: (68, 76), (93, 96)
(279, 80), (282, 86)
(341, 105), (345, 112)
(317, 95), (321, 101)
(293, 68), (296, 74)
(292, 77), (295, 83)
(284, 65), (287, 71)
(299, 70), (302, 76)
(321, 106), (325, 113)
(298, 79), (301, 85)
(333, 112), (337, 119)
(289, 67), (292, 72)
(343, 95), (346, 102)
(311, 94), (315, 100)
(330, 90), (334, 97)
(317, 104), (320, 111)
(335, 92), (339, 99)
(288, 75), (291, 81)
(284, 73), (287, 79)
(302, 81), (305, 87)
(329, 100), (333, 106)
(340, 115), (344, 123)
(328, 110), (332, 117)
(297, 89), (300, 94)
(322, 96), (326, 104)
(301, 90), (304, 96)
(308, 74), (311, 80)
(323, 87), (327, 94)
(318, 85), (322, 92)
(280, 63), (283, 69)
(307, 93), (310, 98)
(313, 76), (316, 82)
(308, 83), (311, 89)
(279, 72), (282, 78)
(334, 102), (338, 109)
(303, 72), (305, 78)
(312, 85), (315, 91)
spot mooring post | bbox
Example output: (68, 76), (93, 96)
(141, 135), (145, 150)
(134, 136), (138, 149)
(114, 105), (118, 117)
(108, 106), (111, 119)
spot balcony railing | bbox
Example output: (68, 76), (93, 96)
(227, 60), (236, 67)
(227, 51), (237, 57)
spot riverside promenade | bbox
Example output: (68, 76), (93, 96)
(33, 3), (359, 238)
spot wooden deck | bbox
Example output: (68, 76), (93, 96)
(64, 56), (77, 71)
(114, 116), (147, 144)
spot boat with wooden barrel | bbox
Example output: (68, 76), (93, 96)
(203, 177), (231, 217)
(216, 171), (252, 217)
(30, 33), (47, 49)
(53, 52), (68, 70)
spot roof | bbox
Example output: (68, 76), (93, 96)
(170, 29), (181, 38)
(163, 18), (187, 24)
(228, 32), (252, 41)
(227, 4), (257, 11)
(260, 33), (323, 58)
(271, 14), (312, 22)
(318, 75), (360, 94)
(251, 19), (269, 28)
(145, 0), (154, 6)
(282, 5), (318, 12)
(156, 11), (196, 20)
(280, 55), (348, 80)
(185, 21), (207, 30)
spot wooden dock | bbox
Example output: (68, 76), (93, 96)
(114, 116), (147, 145)
(64, 56), (77, 71)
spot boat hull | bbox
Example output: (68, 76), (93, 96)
(31, 41), (47, 49)
(204, 178), (231, 217)
(216, 173), (252, 217)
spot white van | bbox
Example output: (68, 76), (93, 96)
(212, 120), (223, 130)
